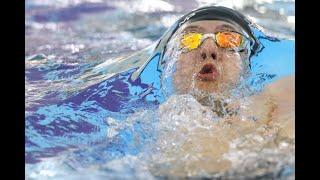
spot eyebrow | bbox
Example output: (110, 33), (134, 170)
(182, 25), (205, 33)
(215, 24), (238, 32)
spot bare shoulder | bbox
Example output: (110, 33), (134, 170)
(237, 75), (295, 125)
(264, 75), (295, 103)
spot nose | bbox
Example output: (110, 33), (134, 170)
(200, 38), (218, 61)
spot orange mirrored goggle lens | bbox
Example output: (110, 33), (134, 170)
(215, 32), (243, 48)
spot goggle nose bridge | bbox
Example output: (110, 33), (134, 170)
(200, 33), (218, 47)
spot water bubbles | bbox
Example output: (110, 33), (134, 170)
(287, 16), (295, 24)
(110, 0), (174, 13)
(160, 15), (180, 28)
(62, 44), (85, 54)
(106, 127), (119, 138)
(279, 142), (289, 149)
(279, 8), (285, 15)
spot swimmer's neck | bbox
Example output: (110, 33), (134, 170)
(195, 94), (238, 118)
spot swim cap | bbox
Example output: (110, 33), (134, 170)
(159, 6), (261, 58)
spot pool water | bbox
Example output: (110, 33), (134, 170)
(25, 0), (295, 179)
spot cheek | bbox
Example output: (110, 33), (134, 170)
(176, 53), (198, 75)
(173, 52), (199, 92)
(220, 53), (244, 80)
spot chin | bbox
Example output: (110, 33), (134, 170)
(195, 81), (219, 93)
(194, 78), (238, 94)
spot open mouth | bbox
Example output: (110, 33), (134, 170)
(197, 63), (219, 81)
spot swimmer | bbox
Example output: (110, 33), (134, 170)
(163, 6), (294, 122)
(135, 6), (294, 177)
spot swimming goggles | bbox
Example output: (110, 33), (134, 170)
(180, 31), (250, 52)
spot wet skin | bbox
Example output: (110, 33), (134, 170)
(153, 20), (295, 177)
(170, 20), (295, 124)
(173, 20), (250, 94)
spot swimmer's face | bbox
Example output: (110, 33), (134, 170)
(172, 20), (250, 94)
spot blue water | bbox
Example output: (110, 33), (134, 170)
(25, 0), (295, 179)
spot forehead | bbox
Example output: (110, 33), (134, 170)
(178, 20), (244, 34)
